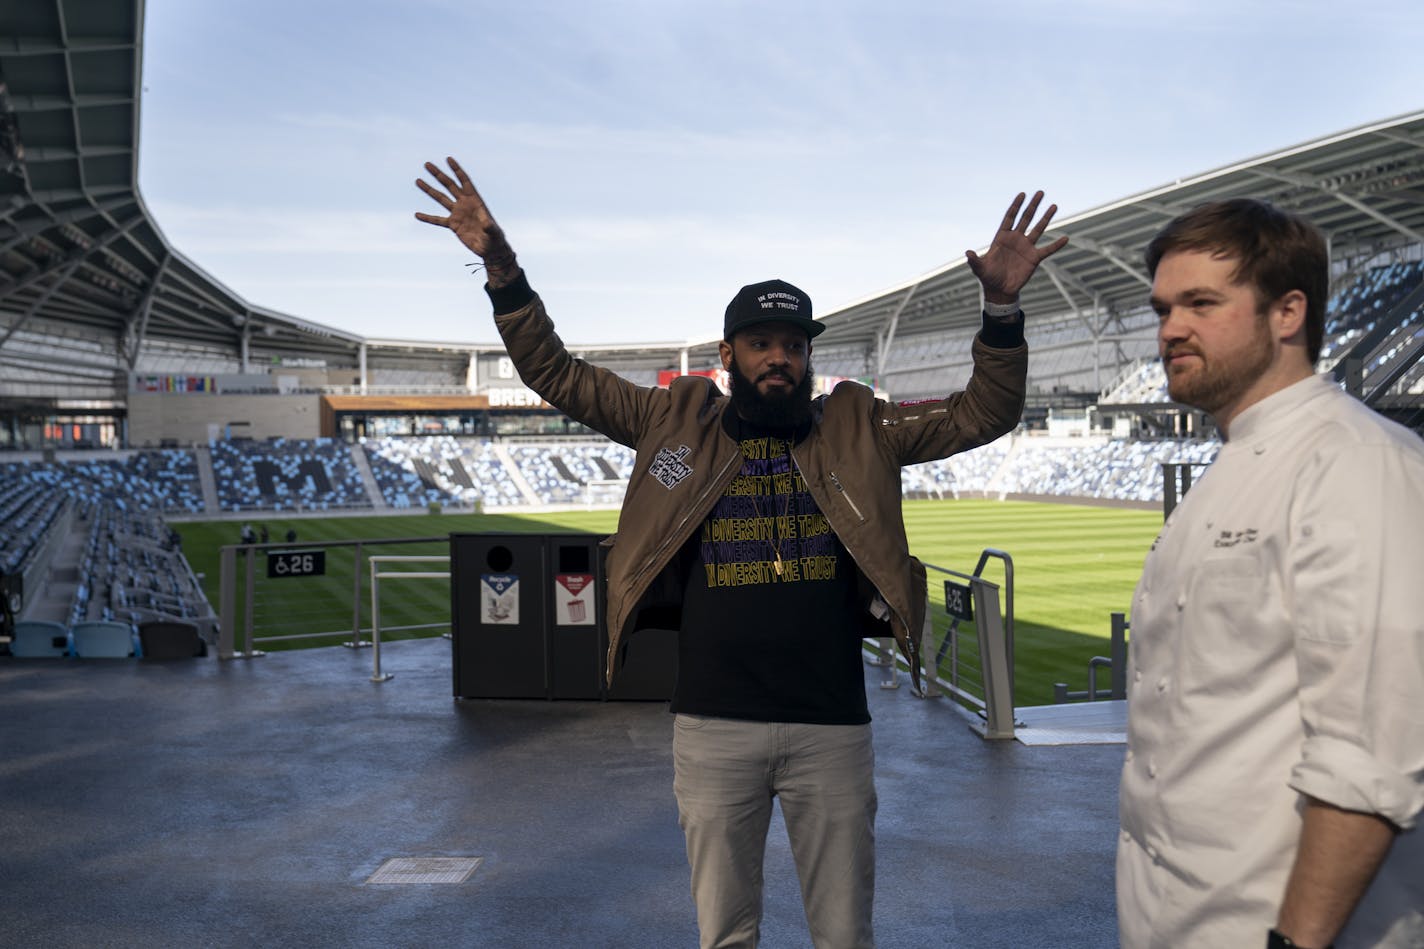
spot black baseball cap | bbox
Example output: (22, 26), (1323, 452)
(723, 279), (822, 341)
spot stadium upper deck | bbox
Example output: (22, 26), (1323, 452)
(2, 1), (1423, 430)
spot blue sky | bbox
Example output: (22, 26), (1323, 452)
(138, 0), (1422, 346)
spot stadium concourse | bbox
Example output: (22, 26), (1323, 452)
(0, 636), (1126, 948)
(5, 3), (1424, 945)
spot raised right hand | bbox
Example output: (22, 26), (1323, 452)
(415, 157), (519, 284)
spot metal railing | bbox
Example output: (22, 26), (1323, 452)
(1054, 612), (1129, 703)
(367, 555), (450, 683)
(927, 549), (1015, 696)
(909, 548), (1018, 740)
(1332, 281), (1424, 399)
(1162, 462), (1212, 519)
(217, 535), (450, 659)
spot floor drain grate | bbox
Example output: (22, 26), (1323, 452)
(366, 856), (483, 885)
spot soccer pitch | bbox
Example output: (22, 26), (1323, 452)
(903, 499), (1160, 706)
(174, 499), (1161, 708)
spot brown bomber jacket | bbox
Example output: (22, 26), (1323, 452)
(488, 272), (1028, 688)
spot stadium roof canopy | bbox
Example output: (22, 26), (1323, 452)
(0, 0), (370, 398)
(3, 0), (1424, 400)
(699, 109), (1424, 379)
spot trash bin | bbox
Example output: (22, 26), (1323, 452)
(547, 535), (603, 700)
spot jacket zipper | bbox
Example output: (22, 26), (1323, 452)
(810, 456), (919, 687)
(827, 470), (866, 522)
(637, 449), (743, 578)
(609, 448), (743, 681)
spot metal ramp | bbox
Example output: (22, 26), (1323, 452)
(1013, 699), (1127, 746)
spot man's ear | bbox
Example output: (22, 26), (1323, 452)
(719, 339), (733, 371)
(1272, 289), (1309, 345)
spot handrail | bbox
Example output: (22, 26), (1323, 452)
(971, 548), (1014, 708)
(919, 556), (1015, 741)
(1362, 317), (1424, 405)
(1053, 612), (1130, 703)
(367, 556), (450, 683)
(218, 535), (450, 659)
(1161, 462), (1212, 519)
(927, 547), (1015, 707)
(1331, 280), (1424, 392)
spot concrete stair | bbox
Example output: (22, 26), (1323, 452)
(195, 445), (221, 514)
(490, 442), (542, 505)
(349, 444), (388, 509)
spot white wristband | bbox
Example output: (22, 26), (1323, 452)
(984, 300), (1021, 319)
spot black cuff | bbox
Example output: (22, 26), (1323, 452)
(978, 310), (1025, 349)
(1268, 929), (1331, 949)
(484, 268), (535, 316)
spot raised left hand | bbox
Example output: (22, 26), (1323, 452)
(965, 191), (1069, 306)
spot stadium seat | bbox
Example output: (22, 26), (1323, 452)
(138, 620), (206, 659)
(71, 620), (137, 658)
(10, 620), (72, 658)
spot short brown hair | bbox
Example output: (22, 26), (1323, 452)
(1145, 198), (1328, 363)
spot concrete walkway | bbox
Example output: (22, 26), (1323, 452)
(1, 639), (1124, 948)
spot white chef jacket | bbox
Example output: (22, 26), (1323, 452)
(1117, 374), (1424, 949)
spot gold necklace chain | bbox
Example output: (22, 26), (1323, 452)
(757, 440), (795, 577)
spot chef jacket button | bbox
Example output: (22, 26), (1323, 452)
(1134, 670), (1142, 684)
(1147, 762), (1158, 778)
(1176, 593), (1187, 609)
(1156, 677), (1167, 692)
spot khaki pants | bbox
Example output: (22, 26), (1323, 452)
(672, 714), (877, 949)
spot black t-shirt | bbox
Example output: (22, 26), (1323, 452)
(669, 420), (869, 724)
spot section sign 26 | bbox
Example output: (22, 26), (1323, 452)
(267, 549), (326, 579)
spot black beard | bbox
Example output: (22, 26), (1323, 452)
(728, 355), (815, 429)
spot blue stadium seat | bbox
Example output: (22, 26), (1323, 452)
(71, 621), (137, 658)
(10, 620), (72, 658)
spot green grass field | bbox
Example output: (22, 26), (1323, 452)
(176, 509), (620, 656)
(174, 499), (1161, 707)
(902, 499), (1159, 706)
